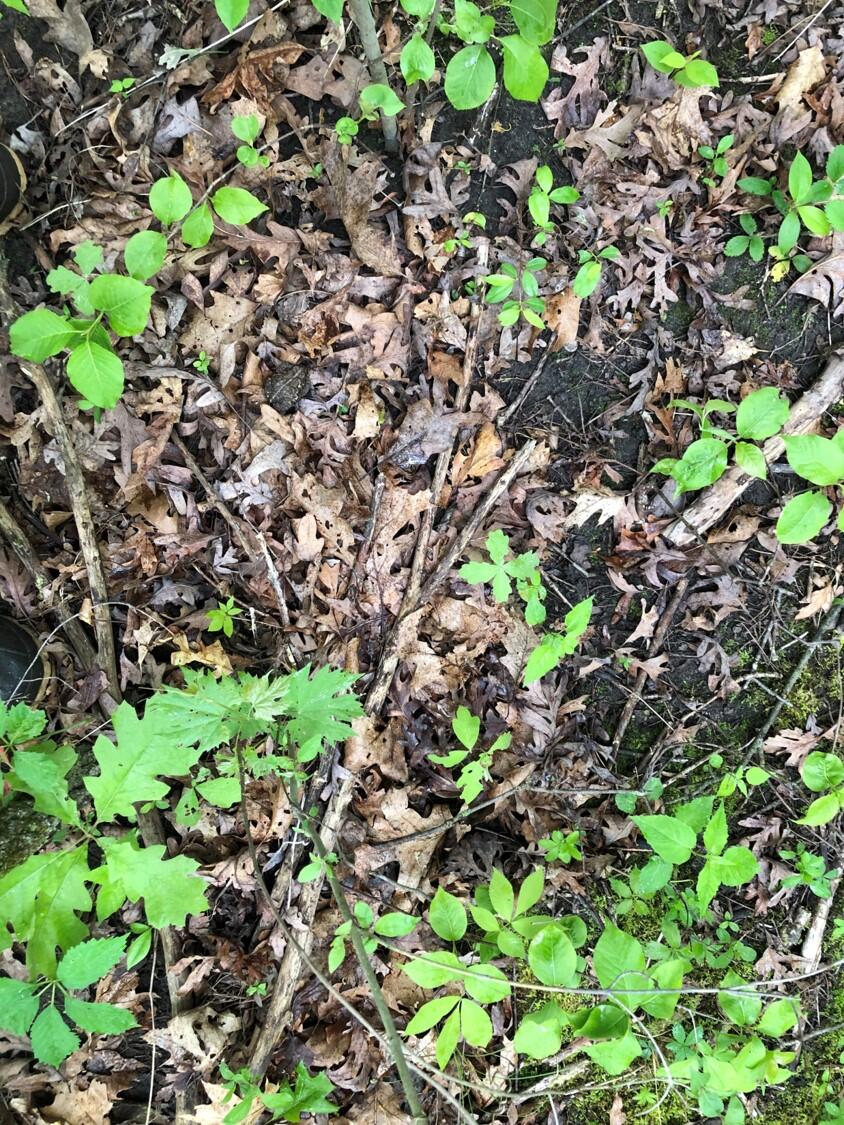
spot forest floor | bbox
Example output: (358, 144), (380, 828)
(2, 0), (844, 1122)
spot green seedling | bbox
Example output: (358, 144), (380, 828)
(528, 165), (579, 245)
(428, 706), (512, 804)
(484, 258), (547, 329)
(641, 40), (719, 88)
(573, 244), (620, 297)
(206, 596), (242, 638)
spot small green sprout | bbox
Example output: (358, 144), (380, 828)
(231, 114), (269, 168)
(641, 40), (719, 88)
(698, 133), (734, 187)
(539, 829), (582, 864)
(193, 350), (210, 373)
(572, 245), (619, 298)
(724, 214), (765, 262)
(460, 528), (546, 624)
(484, 258), (547, 330)
(109, 76), (136, 95)
(206, 596), (242, 637)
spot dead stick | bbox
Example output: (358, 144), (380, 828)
(22, 364), (120, 699)
(247, 773), (356, 1077)
(612, 576), (690, 754)
(0, 496), (99, 669)
(366, 439), (537, 713)
(664, 352), (844, 547)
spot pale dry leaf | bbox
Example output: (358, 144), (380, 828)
(776, 45), (826, 112)
(545, 289), (582, 352)
(41, 1080), (114, 1125)
(170, 635), (234, 677)
(788, 251), (844, 317)
(795, 580), (836, 620)
(323, 146), (402, 276)
(562, 487), (629, 530)
(624, 600), (660, 645)
(610, 1094), (626, 1125)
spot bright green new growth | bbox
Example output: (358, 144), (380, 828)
(207, 595), (242, 637)
(737, 146), (844, 273)
(796, 750), (844, 826)
(484, 257), (547, 329)
(220, 1060), (338, 1123)
(460, 528), (547, 623)
(8, 169), (266, 411)
(640, 40), (719, 88)
(529, 164), (579, 245)
(428, 705), (512, 803)
(0, 666), (362, 1067)
(335, 84), (406, 145)
(232, 113), (269, 167)
(572, 244), (620, 297)
(698, 133), (734, 187)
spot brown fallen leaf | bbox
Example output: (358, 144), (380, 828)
(545, 288), (582, 352)
(28, 0), (108, 77)
(776, 45), (826, 112)
(171, 635), (234, 677)
(610, 1094), (627, 1125)
(323, 145), (402, 276)
(788, 251), (844, 317)
(41, 1080), (115, 1125)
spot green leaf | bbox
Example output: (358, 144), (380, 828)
(73, 240), (103, 275)
(459, 998), (492, 1046)
(149, 173), (193, 226)
(640, 958), (684, 1020)
(231, 114), (261, 143)
(703, 803), (728, 856)
(124, 230), (167, 281)
(784, 434), (844, 486)
(64, 997), (137, 1035)
(681, 58), (719, 87)
(462, 962), (510, 1003)
(827, 145), (844, 181)
(57, 935), (126, 990)
(211, 186), (268, 225)
(30, 1005), (80, 1067)
(85, 701), (202, 822)
(513, 1000), (566, 1059)
(718, 970), (762, 1027)
(641, 40), (680, 73)
(9, 308), (78, 362)
(826, 199), (844, 231)
(429, 887), (468, 941)
(402, 949), (464, 988)
(182, 203), (214, 248)
(757, 998), (798, 1037)
(373, 912), (418, 937)
(569, 1003), (629, 1039)
(7, 745), (80, 826)
(778, 210), (801, 253)
(0, 978), (38, 1035)
(452, 706), (480, 750)
(572, 259), (602, 297)
(400, 35), (435, 84)
(259, 1062), (337, 1122)
(631, 814), (696, 865)
(674, 795), (714, 833)
(195, 776), (241, 807)
(359, 83), (405, 118)
(739, 177), (773, 196)
(509, 0), (556, 44)
(797, 792), (842, 826)
(788, 151), (813, 203)
(488, 868), (515, 921)
(95, 832), (207, 929)
(801, 751), (844, 792)
(776, 490), (832, 544)
(214, 0), (249, 30)
(798, 204), (830, 236)
(405, 995), (460, 1035)
(714, 846), (758, 886)
(0, 846), (91, 976)
(312, 0), (343, 19)
(500, 36), (549, 101)
(516, 867), (545, 917)
(724, 235), (750, 257)
(634, 855), (673, 896)
(672, 438), (729, 493)
(593, 922), (646, 993)
(66, 340), (124, 409)
(528, 923), (577, 986)
(453, 0), (495, 42)
(736, 386), (789, 440)
(277, 663), (363, 763)
(444, 45), (496, 110)
(584, 1029), (642, 1074)
(88, 274), (153, 337)
(734, 442), (767, 479)
(435, 1007), (460, 1068)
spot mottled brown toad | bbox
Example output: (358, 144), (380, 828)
(264, 362), (310, 413)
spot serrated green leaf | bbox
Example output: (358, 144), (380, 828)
(57, 935), (127, 990)
(64, 997), (137, 1035)
(7, 744), (80, 826)
(0, 978), (38, 1035)
(95, 832), (207, 929)
(29, 1005), (80, 1067)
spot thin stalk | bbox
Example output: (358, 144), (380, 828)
(347, 0), (399, 153)
(288, 778), (426, 1123)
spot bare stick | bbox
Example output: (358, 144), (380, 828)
(347, 0), (398, 154)
(22, 363), (120, 699)
(612, 576), (690, 754)
(664, 353), (844, 547)
(0, 497), (99, 669)
(500, 347), (550, 426)
(247, 773), (356, 1077)
(366, 439), (537, 712)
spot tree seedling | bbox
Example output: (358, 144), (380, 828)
(698, 133), (734, 187)
(428, 706), (512, 804)
(573, 245), (620, 297)
(529, 164), (579, 246)
(641, 41), (719, 88)
(206, 596), (242, 637)
(484, 258), (547, 329)
(231, 114), (269, 168)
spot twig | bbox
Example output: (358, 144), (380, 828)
(499, 347), (550, 426)
(743, 602), (843, 767)
(0, 496), (99, 670)
(612, 577), (690, 754)
(247, 773), (356, 1077)
(664, 352), (844, 547)
(21, 364), (121, 701)
(366, 438), (537, 712)
(144, 939), (158, 1125)
(234, 752), (428, 1122)
(347, 0), (399, 153)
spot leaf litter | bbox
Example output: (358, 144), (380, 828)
(1, 0), (844, 1120)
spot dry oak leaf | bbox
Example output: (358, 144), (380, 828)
(354, 787), (450, 888)
(545, 288), (582, 351)
(171, 634), (234, 677)
(345, 715), (408, 781)
(28, 0), (108, 77)
(41, 1080), (115, 1125)
(635, 88), (709, 171)
(179, 293), (257, 357)
(323, 145), (402, 276)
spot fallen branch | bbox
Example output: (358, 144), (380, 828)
(22, 363), (121, 700)
(664, 351), (844, 547)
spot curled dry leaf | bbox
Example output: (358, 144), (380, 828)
(323, 145), (402, 276)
